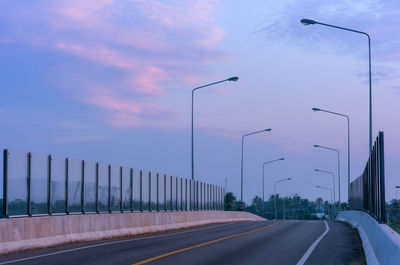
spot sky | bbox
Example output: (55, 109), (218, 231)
(1, 0), (399, 204)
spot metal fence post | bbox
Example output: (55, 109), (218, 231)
(108, 165), (111, 213)
(81, 160), (85, 214)
(120, 166), (123, 213)
(149, 172), (151, 212)
(96, 163), (99, 213)
(164, 174), (167, 212)
(3, 149), (8, 217)
(189, 180), (192, 211)
(176, 177), (178, 211)
(170, 175), (173, 211)
(130, 168), (133, 212)
(27, 152), (32, 216)
(379, 131), (386, 222)
(180, 178), (183, 211)
(65, 158), (69, 214)
(48, 155), (52, 215)
(157, 173), (159, 212)
(140, 170), (143, 212)
(185, 179), (187, 211)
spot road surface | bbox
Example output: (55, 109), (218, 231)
(0, 220), (365, 265)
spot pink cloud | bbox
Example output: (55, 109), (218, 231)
(1, 0), (229, 129)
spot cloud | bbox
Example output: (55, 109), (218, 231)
(0, 0), (228, 128)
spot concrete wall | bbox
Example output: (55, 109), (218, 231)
(337, 210), (400, 265)
(0, 211), (264, 255)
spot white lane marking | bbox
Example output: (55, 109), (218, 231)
(296, 220), (330, 265)
(0, 222), (247, 265)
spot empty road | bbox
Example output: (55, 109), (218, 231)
(0, 220), (365, 265)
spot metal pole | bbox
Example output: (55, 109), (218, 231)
(81, 160), (85, 214)
(65, 158), (69, 214)
(139, 170), (142, 212)
(120, 166), (123, 212)
(262, 165), (265, 215)
(130, 168), (133, 212)
(274, 182), (277, 219)
(347, 117), (350, 205)
(27, 152), (31, 216)
(157, 173), (159, 212)
(95, 163), (99, 213)
(148, 172), (151, 212)
(108, 165), (111, 213)
(3, 149), (8, 217)
(48, 155), (52, 215)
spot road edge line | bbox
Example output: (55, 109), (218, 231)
(296, 220), (329, 265)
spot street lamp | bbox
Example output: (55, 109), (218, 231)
(302, 18), (372, 153)
(241, 128), (272, 205)
(262, 158), (285, 216)
(396, 186), (400, 202)
(274, 177), (292, 219)
(283, 193), (298, 220)
(316, 185), (333, 220)
(191, 76), (239, 180)
(315, 169), (336, 214)
(313, 144), (341, 204)
(312, 107), (350, 204)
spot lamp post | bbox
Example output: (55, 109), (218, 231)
(301, 18), (372, 153)
(283, 193), (298, 220)
(315, 169), (336, 215)
(191, 76), (239, 180)
(312, 108), (350, 204)
(262, 158), (285, 217)
(317, 185), (333, 219)
(274, 177), (292, 219)
(314, 144), (341, 205)
(396, 186), (400, 202)
(241, 128), (272, 205)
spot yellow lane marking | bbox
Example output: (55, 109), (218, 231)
(132, 221), (282, 265)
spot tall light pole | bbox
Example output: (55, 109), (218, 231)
(312, 108), (350, 204)
(262, 158), (285, 216)
(241, 128), (272, 205)
(317, 185), (333, 219)
(191, 76), (239, 180)
(301, 18), (372, 153)
(314, 144), (341, 205)
(274, 177), (292, 219)
(283, 193), (298, 220)
(315, 169), (336, 214)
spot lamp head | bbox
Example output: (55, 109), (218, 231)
(316, 185), (321, 188)
(228, 76), (239, 82)
(315, 169), (320, 172)
(313, 145), (320, 148)
(287, 177), (292, 180)
(280, 158), (285, 161)
(264, 128), (272, 132)
(301, 19), (316, 26)
(312, 107), (321, 111)
(396, 186), (400, 188)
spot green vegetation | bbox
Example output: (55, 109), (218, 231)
(224, 192), (338, 220)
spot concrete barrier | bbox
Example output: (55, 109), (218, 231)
(0, 211), (264, 255)
(337, 210), (400, 265)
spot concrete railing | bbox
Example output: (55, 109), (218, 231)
(0, 210), (264, 255)
(337, 210), (400, 265)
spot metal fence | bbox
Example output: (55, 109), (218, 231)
(1, 149), (224, 218)
(349, 131), (385, 222)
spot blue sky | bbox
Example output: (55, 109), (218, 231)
(1, 0), (399, 203)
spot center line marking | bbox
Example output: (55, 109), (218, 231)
(131, 221), (281, 265)
(296, 220), (330, 265)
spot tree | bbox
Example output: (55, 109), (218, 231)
(224, 192), (236, 211)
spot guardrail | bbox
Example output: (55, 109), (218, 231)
(1, 149), (224, 218)
(337, 210), (400, 265)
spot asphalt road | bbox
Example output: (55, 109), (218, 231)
(0, 220), (365, 265)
